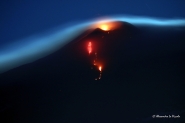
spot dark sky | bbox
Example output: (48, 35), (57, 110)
(0, 0), (185, 44)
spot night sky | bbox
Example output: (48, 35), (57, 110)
(0, 0), (185, 45)
(0, 0), (185, 123)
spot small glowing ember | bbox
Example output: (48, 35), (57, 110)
(99, 66), (102, 71)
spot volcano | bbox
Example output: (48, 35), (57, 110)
(0, 21), (185, 123)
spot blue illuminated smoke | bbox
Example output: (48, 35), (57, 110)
(0, 15), (185, 74)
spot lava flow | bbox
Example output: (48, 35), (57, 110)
(88, 42), (92, 54)
(85, 21), (121, 80)
(87, 41), (103, 80)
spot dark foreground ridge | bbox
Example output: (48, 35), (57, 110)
(0, 21), (185, 123)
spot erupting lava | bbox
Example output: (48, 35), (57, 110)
(90, 20), (122, 31)
(87, 41), (103, 80)
(85, 21), (121, 80)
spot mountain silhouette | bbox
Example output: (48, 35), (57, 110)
(0, 21), (185, 123)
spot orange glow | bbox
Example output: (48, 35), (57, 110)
(90, 21), (122, 31)
(99, 66), (102, 71)
(87, 42), (92, 54)
(100, 25), (109, 31)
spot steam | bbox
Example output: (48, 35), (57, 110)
(0, 15), (185, 74)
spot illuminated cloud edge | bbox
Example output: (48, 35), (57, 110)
(0, 15), (185, 74)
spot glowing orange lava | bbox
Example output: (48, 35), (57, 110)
(99, 66), (102, 71)
(87, 42), (92, 54)
(100, 25), (109, 31)
(87, 45), (103, 80)
(86, 21), (121, 80)
(90, 21), (122, 31)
